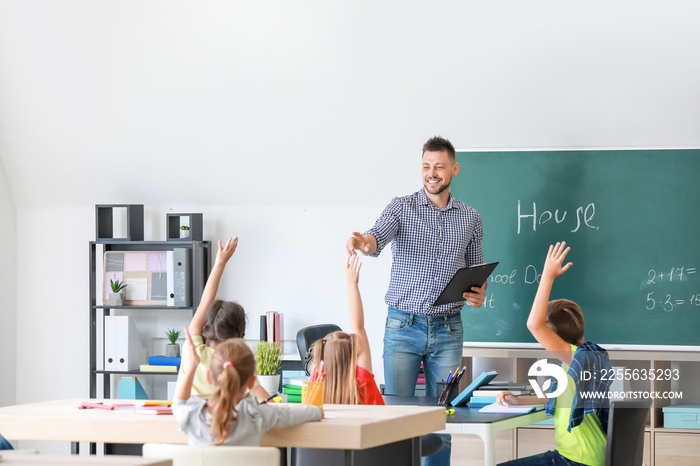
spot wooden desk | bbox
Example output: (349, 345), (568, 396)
(0, 399), (444, 463)
(0, 451), (170, 465)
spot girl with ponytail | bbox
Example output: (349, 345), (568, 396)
(310, 255), (384, 406)
(173, 329), (322, 446)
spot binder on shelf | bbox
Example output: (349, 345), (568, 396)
(274, 312), (282, 343)
(173, 247), (192, 306)
(167, 381), (178, 401)
(104, 315), (146, 371)
(260, 315), (267, 341)
(266, 311), (276, 343)
(166, 250), (175, 306)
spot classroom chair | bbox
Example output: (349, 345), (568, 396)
(294, 323), (444, 462)
(605, 398), (652, 466)
(295, 323), (341, 375)
(142, 443), (280, 466)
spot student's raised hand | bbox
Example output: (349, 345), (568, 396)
(346, 232), (370, 256)
(215, 237), (238, 266)
(542, 241), (573, 280)
(345, 254), (362, 285)
(464, 281), (487, 308)
(183, 326), (200, 371)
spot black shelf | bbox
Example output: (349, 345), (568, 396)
(92, 305), (194, 310)
(90, 239), (211, 399)
(94, 370), (179, 376)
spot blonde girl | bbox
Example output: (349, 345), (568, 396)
(311, 255), (384, 405)
(173, 329), (322, 446)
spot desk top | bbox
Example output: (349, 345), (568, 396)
(0, 399), (445, 451)
(383, 395), (547, 425)
(0, 451), (170, 465)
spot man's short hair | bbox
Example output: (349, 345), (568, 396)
(422, 136), (456, 162)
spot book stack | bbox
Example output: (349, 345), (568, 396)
(281, 372), (308, 403)
(135, 406), (173, 415)
(416, 363), (425, 386)
(259, 311), (283, 343)
(140, 356), (181, 373)
(476, 382), (533, 394)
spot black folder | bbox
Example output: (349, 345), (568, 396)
(433, 262), (499, 306)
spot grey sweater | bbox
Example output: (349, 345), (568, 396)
(172, 396), (322, 446)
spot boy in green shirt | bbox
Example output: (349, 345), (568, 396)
(497, 242), (612, 466)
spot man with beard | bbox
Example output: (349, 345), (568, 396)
(346, 136), (487, 466)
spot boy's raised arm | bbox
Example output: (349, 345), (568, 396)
(189, 237), (238, 336)
(526, 241), (575, 363)
(346, 255), (372, 372)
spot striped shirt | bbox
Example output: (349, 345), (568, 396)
(365, 189), (484, 316)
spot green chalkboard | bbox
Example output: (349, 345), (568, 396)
(453, 149), (700, 347)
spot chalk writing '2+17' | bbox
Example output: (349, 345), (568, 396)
(517, 201), (599, 234)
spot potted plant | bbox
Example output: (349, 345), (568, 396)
(165, 328), (181, 357)
(254, 341), (282, 395)
(109, 278), (127, 306)
(180, 225), (190, 239)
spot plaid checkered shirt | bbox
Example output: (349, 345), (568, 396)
(365, 189), (484, 316)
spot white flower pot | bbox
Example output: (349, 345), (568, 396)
(180, 230), (190, 238)
(257, 374), (280, 396)
(109, 292), (125, 306)
(165, 343), (180, 358)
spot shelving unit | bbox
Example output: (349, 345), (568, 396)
(457, 347), (700, 465)
(89, 240), (211, 399)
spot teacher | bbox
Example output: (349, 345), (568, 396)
(346, 136), (487, 399)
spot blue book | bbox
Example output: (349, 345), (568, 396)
(148, 356), (181, 366)
(469, 396), (498, 404)
(467, 402), (492, 408)
(450, 370), (498, 407)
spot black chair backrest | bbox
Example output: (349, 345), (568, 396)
(295, 324), (342, 374)
(606, 398), (652, 466)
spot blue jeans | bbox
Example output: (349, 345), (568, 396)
(382, 308), (463, 466)
(499, 450), (587, 466)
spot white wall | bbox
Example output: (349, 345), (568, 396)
(0, 158), (17, 408)
(0, 0), (699, 444)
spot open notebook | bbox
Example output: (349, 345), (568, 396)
(478, 402), (544, 414)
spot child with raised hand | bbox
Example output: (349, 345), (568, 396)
(178, 237), (268, 400)
(497, 242), (612, 466)
(311, 254), (383, 405)
(173, 328), (322, 446)
(297, 256), (444, 466)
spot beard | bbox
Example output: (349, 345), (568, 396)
(424, 179), (451, 195)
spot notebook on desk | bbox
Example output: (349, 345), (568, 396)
(478, 402), (544, 414)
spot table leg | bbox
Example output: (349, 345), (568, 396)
(343, 449), (355, 466)
(410, 436), (421, 466)
(479, 427), (496, 466)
